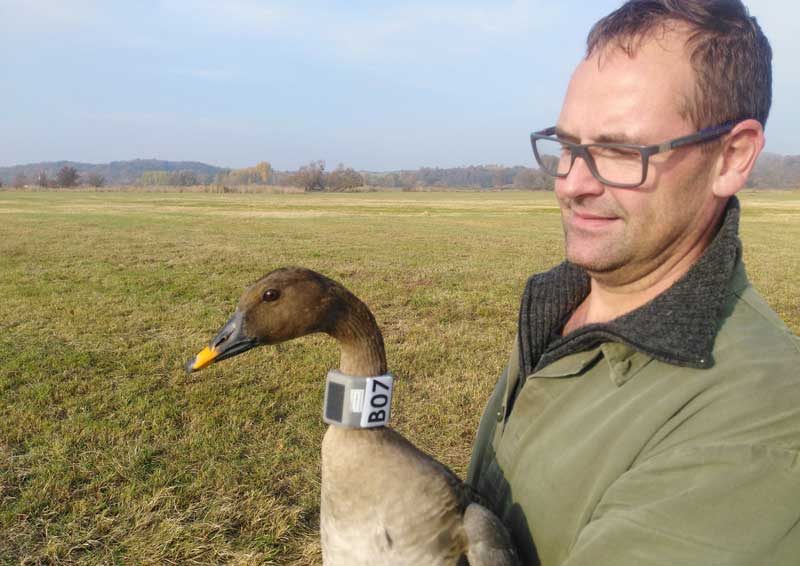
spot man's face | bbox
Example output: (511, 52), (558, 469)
(555, 31), (724, 286)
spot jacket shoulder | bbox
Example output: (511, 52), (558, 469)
(715, 282), (800, 361)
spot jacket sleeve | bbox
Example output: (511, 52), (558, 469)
(562, 443), (800, 566)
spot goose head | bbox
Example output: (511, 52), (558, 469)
(187, 266), (386, 376)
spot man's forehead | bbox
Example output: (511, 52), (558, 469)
(557, 31), (696, 142)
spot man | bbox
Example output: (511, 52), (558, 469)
(468, 1), (800, 565)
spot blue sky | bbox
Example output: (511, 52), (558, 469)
(2, 0), (798, 170)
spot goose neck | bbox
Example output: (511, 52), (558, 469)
(328, 296), (387, 377)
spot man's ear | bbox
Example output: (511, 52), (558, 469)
(712, 119), (765, 198)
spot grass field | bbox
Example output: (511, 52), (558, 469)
(1, 189), (798, 564)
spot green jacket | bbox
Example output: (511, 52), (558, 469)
(468, 201), (800, 566)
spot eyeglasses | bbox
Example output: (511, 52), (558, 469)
(530, 121), (736, 188)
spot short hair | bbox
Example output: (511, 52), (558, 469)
(586, 0), (772, 129)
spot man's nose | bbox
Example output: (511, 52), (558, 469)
(555, 155), (604, 199)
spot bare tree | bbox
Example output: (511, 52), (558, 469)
(169, 170), (198, 186)
(288, 160), (326, 191)
(13, 173), (28, 188)
(513, 168), (554, 191)
(86, 174), (106, 187)
(327, 164), (364, 191)
(36, 171), (49, 188)
(56, 166), (80, 188)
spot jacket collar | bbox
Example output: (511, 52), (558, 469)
(518, 197), (744, 377)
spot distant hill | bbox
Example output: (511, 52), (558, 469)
(0, 159), (225, 186)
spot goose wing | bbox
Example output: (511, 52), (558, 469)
(413, 444), (521, 565)
(462, 502), (521, 566)
(403, 440), (521, 566)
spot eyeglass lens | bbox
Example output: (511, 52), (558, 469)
(534, 137), (644, 186)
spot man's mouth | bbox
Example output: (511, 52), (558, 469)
(574, 210), (615, 220)
(568, 208), (621, 229)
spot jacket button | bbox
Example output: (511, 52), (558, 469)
(615, 359), (632, 375)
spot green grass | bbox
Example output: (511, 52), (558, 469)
(1, 189), (798, 564)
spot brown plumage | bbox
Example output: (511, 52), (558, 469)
(187, 266), (520, 566)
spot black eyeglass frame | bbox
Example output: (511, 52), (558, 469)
(530, 121), (736, 188)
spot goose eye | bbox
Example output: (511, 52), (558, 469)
(263, 289), (281, 302)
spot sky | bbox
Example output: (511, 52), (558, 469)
(2, 0), (798, 171)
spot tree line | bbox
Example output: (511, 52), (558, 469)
(10, 166), (105, 189)
(133, 161), (370, 191)
(748, 153), (800, 189)
(130, 161), (555, 191)
(2, 159), (555, 190)
(6, 152), (798, 190)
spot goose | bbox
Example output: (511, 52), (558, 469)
(186, 266), (520, 566)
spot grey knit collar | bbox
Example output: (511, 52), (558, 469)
(519, 197), (743, 376)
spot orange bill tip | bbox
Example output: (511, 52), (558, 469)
(188, 345), (218, 372)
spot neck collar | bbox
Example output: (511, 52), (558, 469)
(323, 369), (394, 428)
(519, 197), (744, 376)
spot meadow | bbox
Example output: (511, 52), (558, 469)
(1, 189), (798, 565)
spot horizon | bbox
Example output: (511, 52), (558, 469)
(1, 157), (549, 173)
(2, 0), (799, 171)
(2, 148), (799, 176)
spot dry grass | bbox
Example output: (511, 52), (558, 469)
(0, 189), (797, 564)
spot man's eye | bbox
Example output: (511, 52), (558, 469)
(594, 146), (640, 160)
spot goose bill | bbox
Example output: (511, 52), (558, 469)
(186, 311), (260, 373)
